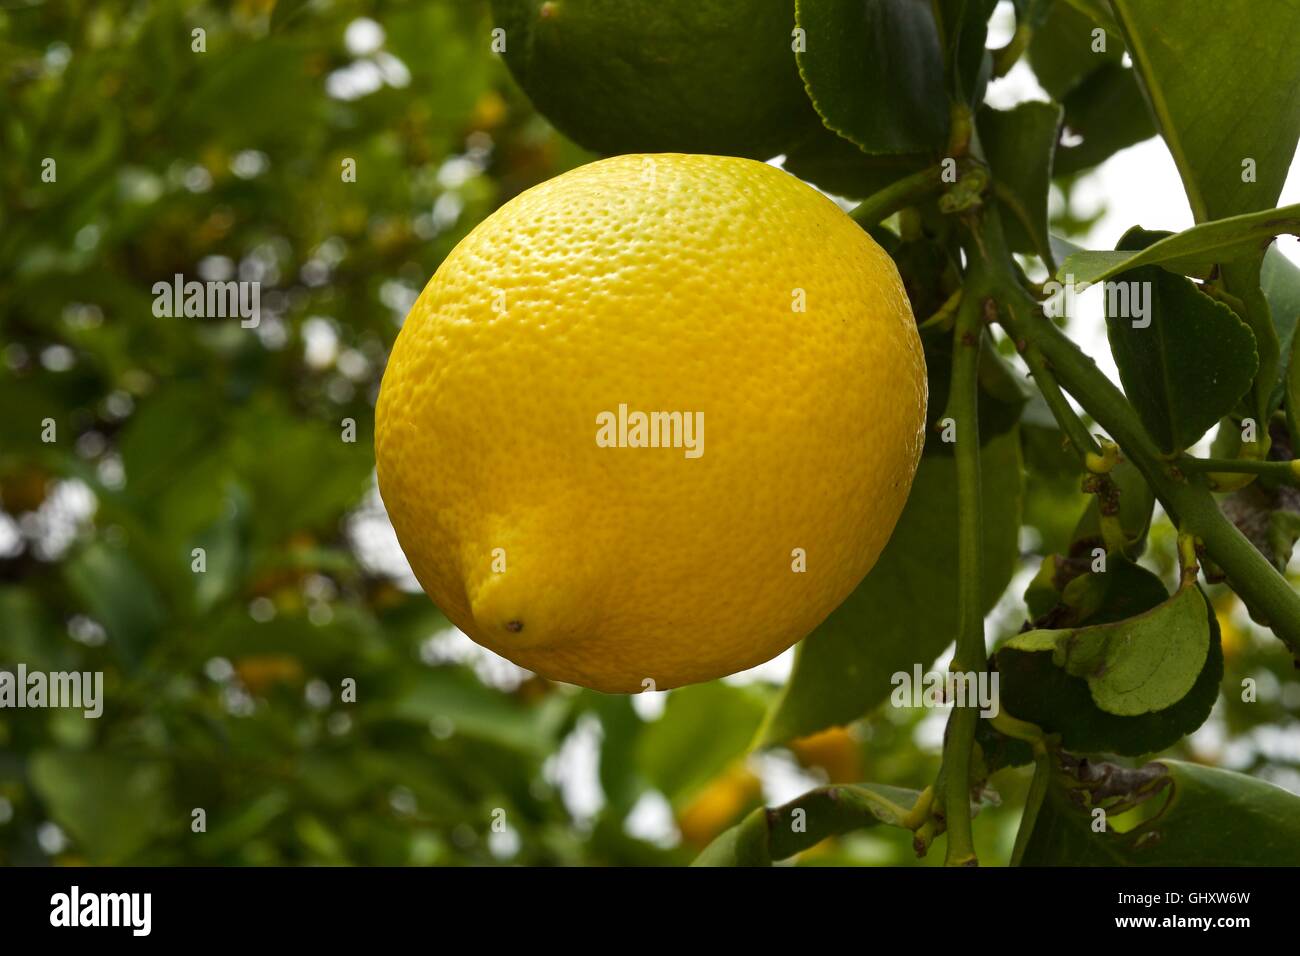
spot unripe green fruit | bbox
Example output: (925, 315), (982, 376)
(491, 0), (822, 159)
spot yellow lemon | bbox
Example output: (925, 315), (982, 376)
(788, 726), (864, 783)
(677, 761), (762, 848)
(375, 154), (926, 693)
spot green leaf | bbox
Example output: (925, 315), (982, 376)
(692, 783), (921, 866)
(873, 228), (963, 321)
(373, 668), (551, 755)
(1220, 254), (1279, 427)
(781, 122), (930, 199)
(1055, 204), (1300, 286)
(933, 0), (996, 106)
(0, 587), (75, 671)
(923, 329), (1029, 450)
(1058, 0), (1119, 36)
(582, 692), (646, 816)
(1102, 230), (1258, 453)
(229, 400), (375, 547)
(1000, 585), (1210, 717)
(795, 0), (949, 154)
(175, 38), (321, 149)
(29, 752), (172, 864)
(1111, 0), (1300, 222)
(1061, 553), (1173, 628)
(997, 566), (1224, 756)
(1022, 758), (1300, 865)
(1027, 0), (1123, 99)
(191, 485), (249, 614)
(638, 682), (766, 805)
(756, 427), (1022, 746)
(978, 101), (1063, 264)
(64, 541), (167, 667)
(1264, 247), (1300, 372)
(1263, 249), (1300, 440)
(1053, 62), (1157, 177)
(1026, 1), (1153, 176)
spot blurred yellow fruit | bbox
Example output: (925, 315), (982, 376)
(470, 90), (508, 130)
(789, 726), (863, 783)
(376, 153), (926, 692)
(677, 761), (761, 848)
(0, 468), (49, 513)
(1214, 593), (1246, 663)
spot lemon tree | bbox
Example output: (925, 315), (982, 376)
(470, 0), (1300, 868)
(4, 0), (1300, 874)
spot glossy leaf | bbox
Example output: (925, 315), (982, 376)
(1022, 759), (1300, 865)
(998, 566), (1224, 756)
(1055, 204), (1300, 286)
(795, 0), (949, 154)
(1102, 229), (1258, 453)
(1111, 0), (1300, 222)
(978, 101), (1062, 264)
(1027, 0), (1123, 99)
(933, 0), (996, 106)
(1027, 1), (1153, 176)
(1000, 585), (1210, 717)
(1053, 62), (1157, 177)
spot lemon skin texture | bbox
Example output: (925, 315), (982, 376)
(489, 0), (822, 159)
(375, 154), (927, 693)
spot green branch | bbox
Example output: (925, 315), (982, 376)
(938, 276), (989, 867)
(1010, 750), (1051, 866)
(990, 710), (1052, 867)
(848, 165), (949, 228)
(1015, 337), (1102, 461)
(1179, 456), (1300, 486)
(977, 214), (1300, 660)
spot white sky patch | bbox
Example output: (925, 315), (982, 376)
(623, 790), (679, 848)
(544, 713), (605, 828)
(723, 645), (794, 687)
(344, 18), (385, 56)
(301, 316), (339, 370)
(753, 749), (823, 805)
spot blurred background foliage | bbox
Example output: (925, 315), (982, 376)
(0, 0), (1295, 867)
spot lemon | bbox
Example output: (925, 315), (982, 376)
(677, 761), (762, 847)
(490, 0), (821, 159)
(788, 726), (863, 783)
(375, 154), (926, 693)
